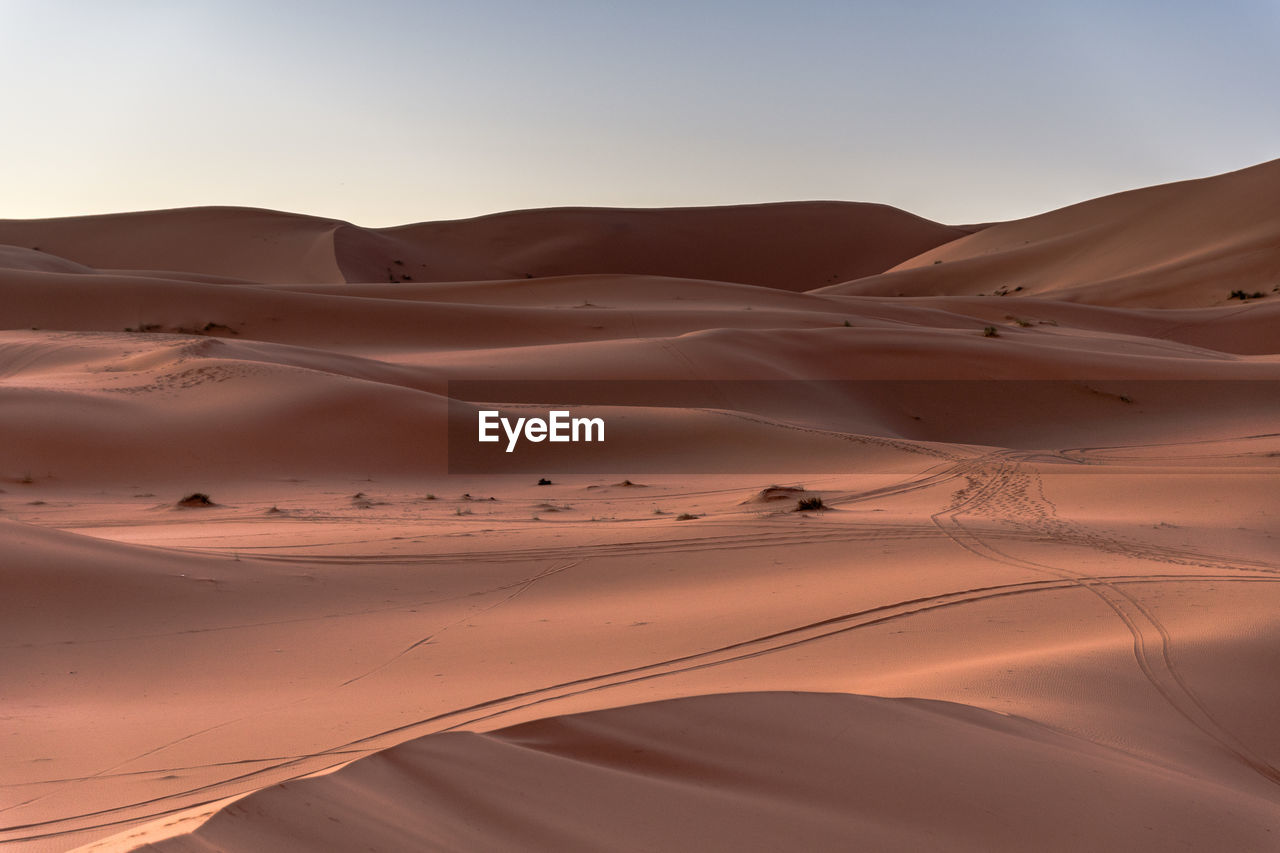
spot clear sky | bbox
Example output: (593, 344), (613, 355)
(2, 0), (1276, 227)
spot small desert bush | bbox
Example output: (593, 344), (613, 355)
(797, 496), (827, 512)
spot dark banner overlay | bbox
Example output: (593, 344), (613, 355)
(445, 380), (1280, 475)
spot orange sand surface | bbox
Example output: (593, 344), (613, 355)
(2, 163), (1278, 851)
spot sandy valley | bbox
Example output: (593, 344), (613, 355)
(2, 160), (1279, 851)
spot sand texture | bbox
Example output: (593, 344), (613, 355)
(2, 164), (1278, 851)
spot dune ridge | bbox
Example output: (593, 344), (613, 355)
(90, 692), (1280, 853)
(817, 158), (1280, 307)
(2, 159), (1278, 852)
(0, 200), (971, 291)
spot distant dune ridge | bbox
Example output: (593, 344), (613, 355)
(0, 159), (1276, 303)
(2, 160), (1279, 852)
(0, 200), (972, 290)
(816, 157), (1280, 307)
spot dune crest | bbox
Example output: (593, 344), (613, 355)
(2, 161), (1277, 852)
(0, 201), (970, 290)
(84, 692), (1280, 852)
(818, 158), (1280, 307)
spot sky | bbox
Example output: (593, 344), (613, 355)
(1, 0), (1277, 227)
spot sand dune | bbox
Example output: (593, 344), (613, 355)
(817, 158), (1280, 307)
(3, 161), (1278, 851)
(0, 208), (346, 285)
(378, 202), (976, 290)
(104, 692), (1280, 852)
(0, 201), (969, 290)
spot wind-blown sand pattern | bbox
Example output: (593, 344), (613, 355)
(2, 161), (1278, 851)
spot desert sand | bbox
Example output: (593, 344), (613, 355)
(1, 161), (1278, 851)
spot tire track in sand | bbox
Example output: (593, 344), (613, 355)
(931, 450), (1280, 787)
